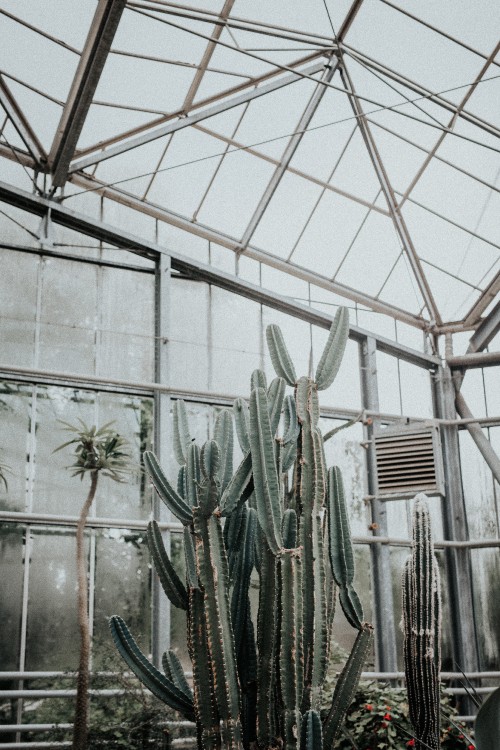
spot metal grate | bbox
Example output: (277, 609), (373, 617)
(374, 427), (444, 498)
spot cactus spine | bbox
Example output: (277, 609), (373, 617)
(402, 494), (442, 750)
(111, 306), (373, 748)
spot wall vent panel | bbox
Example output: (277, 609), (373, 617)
(374, 427), (444, 499)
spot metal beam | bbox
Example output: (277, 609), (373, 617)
(447, 351), (500, 369)
(343, 44), (500, 141)
(0, 75), (47, 166)
(467, 300), (500, 353)
(359, 336), (397, 671)
(70, 49), (327, 161)
(0, 178), (439, 362)
(68, 59), (328, 174)
(339, 62), (442, 324)
(463, 271), (500, 327)
(48, 0), (126, 186)
(239, 58), (339, 250)
(398, 41), (500, 209)
(181, 0), (235, 112)
(431, 365), (480, 676)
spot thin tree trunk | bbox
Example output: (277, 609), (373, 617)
(73, 470), (98, 750)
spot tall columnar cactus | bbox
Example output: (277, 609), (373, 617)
(402, 494), (442, 750)
(111, 307), (373, 748)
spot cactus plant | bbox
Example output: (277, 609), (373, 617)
(402, 494), (441, 750)
(111, 307), (373, 748)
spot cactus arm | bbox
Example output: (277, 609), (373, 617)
(233, 397), (250, 453)
(214, 409), (234, 493)
(186, 443), (201, 508)
(282, 508), (298, 548)
(267, 377), (286, 436)
(301, 710), (323, 750)
(266, 325), (297, 386)
(248, 387), (283, 554)
(282, 394), (300, 444)
(280, 548), (304, 749)
(323, 624), (373, 747)
(109, 616), (195, 720)
(220, 451), (253, 517)
(144, 451), (193, 525)
(193, 508), (243, 748)
(183, 527), (198, 589)
(327, 465), (364, 629)
(188, 587), (221, 749)
(147, 520), (188, 610)
(177, 465), (187, 499)
(162, 649), (193, 701)
(314, 307), (349, 391)
(201, 439), (220, 479)
(257, 543), (278, 747)
(251, 368), (267, 391)
(173, 399), (191, 464)
(231, 507), (257, 661)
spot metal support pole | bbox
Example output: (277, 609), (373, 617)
(359, 336), (398, 671)
(152, 251), (171, 666)
(431, 365), (479, 675)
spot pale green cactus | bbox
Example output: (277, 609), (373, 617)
(111, 307), (373, 748)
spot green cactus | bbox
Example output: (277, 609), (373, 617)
(402, 494), (441, 750)
(111, 307), (373, 748)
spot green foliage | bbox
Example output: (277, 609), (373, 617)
(334, 682), (473, 750)
(112, 308), (375, 748)
(54, 419), (131, 481)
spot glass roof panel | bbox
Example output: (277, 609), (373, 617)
(333, 211), (402, 296)
(347, 0), (490, 100)
(2, 81), (61, 152)
(290, 191), (375, 275)
(195, 148), (276, 237)
(0, 11), (80, 102)
(0, 0), (95, 50)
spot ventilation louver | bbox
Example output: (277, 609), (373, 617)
(374, 426), (444, 499)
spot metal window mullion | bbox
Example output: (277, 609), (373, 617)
(15, 527), (33, 742)
(152, 247), (171, 667)
(359, 336), (397, 671)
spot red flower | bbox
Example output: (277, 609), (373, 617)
(406, 741), (416, 748)
(365, 704), (373, 711)
(468, 745), (475, 749)
(383, 712), (391, 721)
(380, 721), (388, 728)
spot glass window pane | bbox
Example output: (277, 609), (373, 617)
(0, 382), (32, 512)
(32, 386), (95, 515)
(0, 250), (38, 367)
(39, 257), (98, 375)
(93, 529), (151, 668)
(95, 394), (153, 521)
(0, 524), (25, 670)
(25, 529), (82, 671)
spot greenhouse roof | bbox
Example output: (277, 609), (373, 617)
(0, 0), (499, 333)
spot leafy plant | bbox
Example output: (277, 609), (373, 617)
(474, 685), (500, 750)
(110, 307), (375, 749)
(55, 420), (131, 750)
(334, 681), (473, 749)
